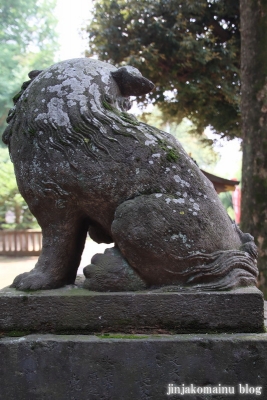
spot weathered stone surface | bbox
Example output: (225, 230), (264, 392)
(0, 282), (264, 334)
(83, 247), (147, 291)
(0, 332), (267, 400)
(2, 57), (258, 291)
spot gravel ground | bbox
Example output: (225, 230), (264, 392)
(0, 239), (113, 290)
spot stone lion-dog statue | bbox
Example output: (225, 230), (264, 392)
(3, 58), (258, 291)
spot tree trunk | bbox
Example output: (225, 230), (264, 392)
(14, 203), (21, 226)
(240, 0), (267, 296)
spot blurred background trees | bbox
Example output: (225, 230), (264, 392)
(87, 0), (240, 139)
(0, 0), (58, 229)
(0, 0), (58, 137)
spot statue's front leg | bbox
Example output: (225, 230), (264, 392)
(11, 212), (89, 290)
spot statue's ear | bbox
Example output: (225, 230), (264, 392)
(111, 66), (155, 96)
(28, 70), (43, 79)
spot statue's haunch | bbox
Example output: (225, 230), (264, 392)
(2, 58), (258, 291)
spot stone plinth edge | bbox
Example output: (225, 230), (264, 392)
(0, 282), (264, 334)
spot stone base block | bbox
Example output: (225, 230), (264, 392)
(0, 281), (264, 334)
(1, 332), (267, 400)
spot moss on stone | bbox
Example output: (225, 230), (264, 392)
(102, 98), (139, 126)
(97, 333), (149, 339)
(28, 128), (36, 137)
(12, 90), (23, 104)
(102, 98), (114, 112)
(166, 148), (179, 162)
(5, 330), (30, 337)
(157, 138), (179, 162)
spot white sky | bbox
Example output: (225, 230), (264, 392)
(206, 131), (242, 180)
(55, 0), (93, 61)
(54, 0), (242, 179)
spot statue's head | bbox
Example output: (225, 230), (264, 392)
(2, 58), (154, 157)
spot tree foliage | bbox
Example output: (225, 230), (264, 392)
(0, 0), (58, 137)
(87, 0), (240, 138)
(0, 0), (58, 229)
(219, 191), (234, 220)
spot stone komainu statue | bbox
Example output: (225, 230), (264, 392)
(2, 58), (258, 291)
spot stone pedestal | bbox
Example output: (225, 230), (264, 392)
(1, 332), (267, 400)
(0, 281), (266, 400)
(0, 283), (264, 334)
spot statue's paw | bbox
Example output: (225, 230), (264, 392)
(10, 270), (60, 291)
(83, 247), (146, 292)
(83, 263), (146, 292)
(240, 241), (258, 259)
